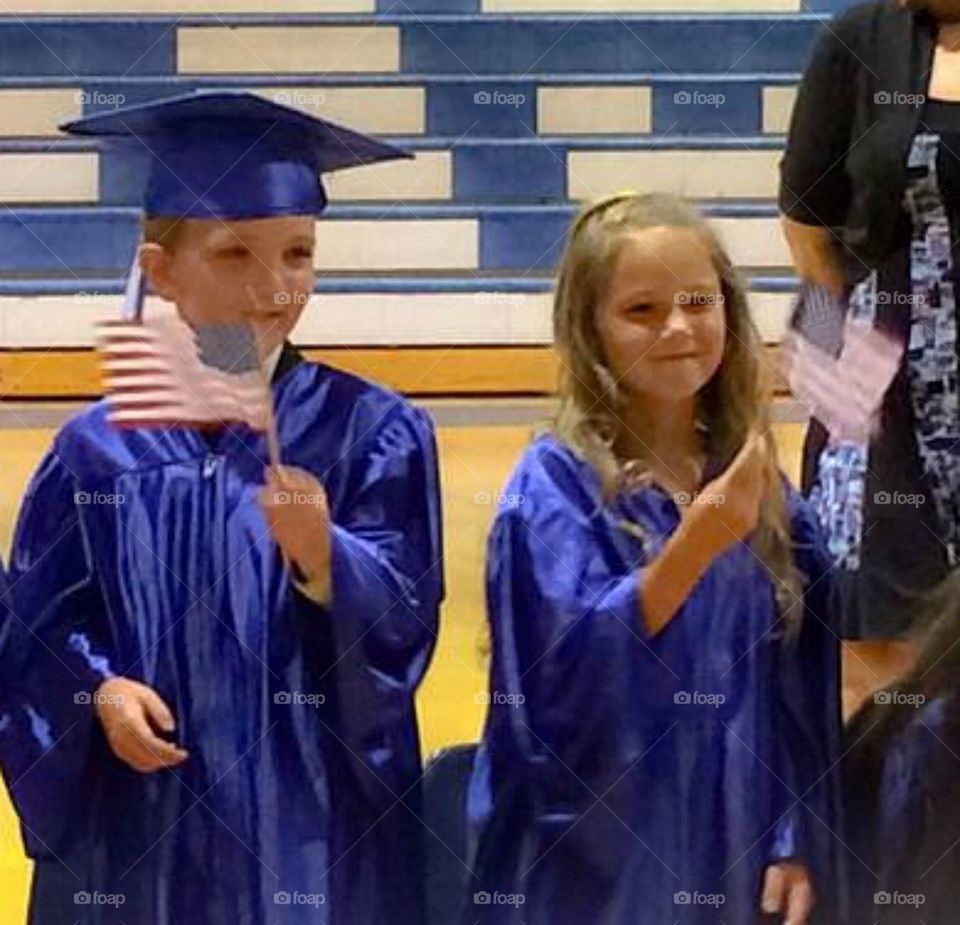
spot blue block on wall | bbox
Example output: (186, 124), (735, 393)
(428, 81), (537, 137)
(454, 143), (566, 203)
(378, 0), (478, 10)
(0, 210), (137, 275)
(656, 81), (760, 135)
(804, 0), (858, 11)
(0, 22), (175, 77)
(481, 209), (570, 272)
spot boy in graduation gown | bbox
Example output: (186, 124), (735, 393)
(0, 91), (444, 925)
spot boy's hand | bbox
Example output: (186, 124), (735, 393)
(761, 862), (814, 925)
(94, 677), (189, 773)
(259, 465), (332, 596)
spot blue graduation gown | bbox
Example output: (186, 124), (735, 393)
(0, 351), (443, 925)
(846, 696), (960, 924)
(466, 435), (843, 924)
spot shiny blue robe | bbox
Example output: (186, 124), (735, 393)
(846, 695), (960, 924)
(466, 435), (843, 924)
(0, 348), (443, 925)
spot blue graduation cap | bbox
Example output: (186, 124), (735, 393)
(60, 90), (413, 318)
(61, 89), (412, 219)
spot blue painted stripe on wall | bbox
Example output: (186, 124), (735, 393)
(401, 18), (824, 74)
(0, 17), (826, 78)
(0, 73), (805, 88)
(0, 274), (797, 297)
(0, 21), (175, 77)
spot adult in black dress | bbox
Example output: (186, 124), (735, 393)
(781, 0), (960, 641)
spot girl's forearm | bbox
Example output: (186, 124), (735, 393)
(640, 517), (718, 636)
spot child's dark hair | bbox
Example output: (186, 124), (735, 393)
(845, 570), (960, 790)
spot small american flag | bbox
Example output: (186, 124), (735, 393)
(784, 284), (903, 442)
(97, 310), (269, 430)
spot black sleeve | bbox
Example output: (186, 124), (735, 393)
(778, 15), (859, 226)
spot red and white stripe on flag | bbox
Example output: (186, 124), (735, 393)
(97, 311), (268, 430)
(784, 316), (903, 443)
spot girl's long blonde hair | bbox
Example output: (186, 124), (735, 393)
(552, 191), (804, 622)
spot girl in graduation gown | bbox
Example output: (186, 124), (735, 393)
(0, 92), (443, 925)
(466, 193), (844, 925)
(844, 570), (960, 924)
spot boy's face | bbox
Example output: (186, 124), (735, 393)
(142, 215), (316, 358)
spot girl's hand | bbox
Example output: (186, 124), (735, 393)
(761, 862), (815, 925)
(685, 431), (767, 557)
(259, 465), (332, 596)
(94, 677), (189, 773)
(639, 432), (769, 636)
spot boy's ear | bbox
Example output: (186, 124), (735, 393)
(138, 243), (177, 303)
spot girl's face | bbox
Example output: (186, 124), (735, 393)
(143, 215), (317, 357)
(595, 226), (727, 403)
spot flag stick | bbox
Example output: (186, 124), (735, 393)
(246, 286), (283, 475)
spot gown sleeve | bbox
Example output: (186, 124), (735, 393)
(767, 489), (845, 910)
(478, 449), (665, 817)
(0, 444), (116, 857)
(289, 405), (444, 806)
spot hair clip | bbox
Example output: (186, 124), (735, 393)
(570, 190), (642, 237)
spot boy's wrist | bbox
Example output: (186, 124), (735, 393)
(291, 557), (332, 607)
